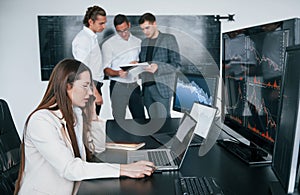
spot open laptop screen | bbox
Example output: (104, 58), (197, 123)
(190, 102), (217, 139)
(169, 113), (197, 162)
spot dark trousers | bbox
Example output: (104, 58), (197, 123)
(94, 81), (103, 115)
(143, 84), (171, 118)
(110, 80), (145, 119)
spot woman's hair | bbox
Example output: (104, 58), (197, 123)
(14, 59), (95, 194)
(83, 5), (106, 27)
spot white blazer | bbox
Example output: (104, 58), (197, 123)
(18, 109), (120, 195)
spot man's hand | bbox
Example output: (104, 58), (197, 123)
(130, 60), (138, 64)
(144, 63), (158, 73)
(118, 70), (128, 78)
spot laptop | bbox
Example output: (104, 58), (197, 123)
(152, 102), (217, 146)
(189, 102), (217, 139)
(127, 113), (197, 171)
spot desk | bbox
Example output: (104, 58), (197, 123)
(77, 118), (278, 195)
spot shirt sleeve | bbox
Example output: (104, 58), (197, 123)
(72, 36), (91, 65)
(155, 34), (181, 76)
(89, 120), (106, 153)
(168, 35), (181, 68)
(26, 111), (120, 181)
(101, 41), (114, 70)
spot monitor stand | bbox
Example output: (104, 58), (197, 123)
(217, 139), (272, 166)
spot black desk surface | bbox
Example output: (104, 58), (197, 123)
(77, 118), (278, 195)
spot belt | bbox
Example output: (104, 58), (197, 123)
(143, 81), (156, 87)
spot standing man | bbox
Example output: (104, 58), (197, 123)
(139, 13), (181, 118)
(102, 14), (145, 119)
(72, 5), (107, 115)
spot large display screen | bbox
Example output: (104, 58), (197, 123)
(222, 20), (289, 155)
(38, 15), (220, 80)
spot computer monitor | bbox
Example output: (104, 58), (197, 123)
(270, 45), (300, 194)
(220, 18), (300, 165)
(172, 73), (218, 113)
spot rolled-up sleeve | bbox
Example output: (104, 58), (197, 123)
(89, 120), (106, 153)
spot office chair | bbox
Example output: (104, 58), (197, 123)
(0, 173), (14, 194)
(0, 99), (21, 193)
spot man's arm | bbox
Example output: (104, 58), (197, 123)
(148, 34), (181, 75)
(73, 35), (103, 105)
(104, 68), (128, 78)
(72, 36), (91, 65)
(167, 35), (181, 68)
(102, 40), (128, 78)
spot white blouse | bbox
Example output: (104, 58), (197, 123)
(19, 109), (120, 195)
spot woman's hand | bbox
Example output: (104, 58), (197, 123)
(120, 160), (156, 178)
(93, 87), (103, 105)
(90, 100), (99, 121)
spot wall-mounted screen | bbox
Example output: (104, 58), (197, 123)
(38, 15), (220, 80)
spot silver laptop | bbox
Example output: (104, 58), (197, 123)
(127, 113), (197, 171)
(152, 102), (217, 146)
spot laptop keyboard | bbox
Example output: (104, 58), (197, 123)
(177, 177), (224, 195)
(148, 150), (171, 166)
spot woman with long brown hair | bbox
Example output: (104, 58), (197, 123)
(14, 59), (154, 195)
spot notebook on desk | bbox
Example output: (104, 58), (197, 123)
(127, 113), (197, 171)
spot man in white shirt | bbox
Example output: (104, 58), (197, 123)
(102, 14), (145, 119)
(72, 5), (107, 115)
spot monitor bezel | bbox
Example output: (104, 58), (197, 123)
(271, 44), (300, 194)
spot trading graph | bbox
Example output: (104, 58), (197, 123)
(224, 29), (287, 143)
(175, 79), (213, 110)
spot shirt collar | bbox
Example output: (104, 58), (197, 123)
(83, 26), (97, 39)
(116, 33), (132, 41)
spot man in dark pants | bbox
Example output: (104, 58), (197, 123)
(139, 13), (181, 118)
(72, 5), (107, 115)
(102, 14), (145, 119)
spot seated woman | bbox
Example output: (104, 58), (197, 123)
(14, 59), (155, 195)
